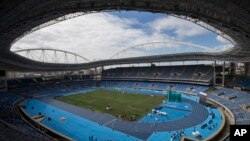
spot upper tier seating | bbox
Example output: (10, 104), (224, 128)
(102, 65), (220, 84)
(7, 75), (92, 88)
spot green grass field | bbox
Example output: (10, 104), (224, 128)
(58, 89), (165, 121)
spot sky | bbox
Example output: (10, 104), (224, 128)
(11, 11), (233, 63)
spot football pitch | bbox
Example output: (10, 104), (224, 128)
(58, 89), (166, 121)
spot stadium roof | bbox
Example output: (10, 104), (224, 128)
(0, 0), (250, 71)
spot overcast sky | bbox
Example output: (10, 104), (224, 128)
(11, 11), (232, 62)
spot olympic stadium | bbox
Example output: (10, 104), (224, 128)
(0, 0), (250, 141)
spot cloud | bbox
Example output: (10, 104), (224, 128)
(11, 12), (216, 63)
(11, 13), (173, 61)
(149, 16), (209, 37)
(213, 44), (234, 52)
(216, 35), (230, 43)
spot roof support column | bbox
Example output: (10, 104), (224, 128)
(222, 61), (225, 87)
(94, 67), (97, 81)
(0, 70), (8, 91)
(213, 60), (216, 85)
